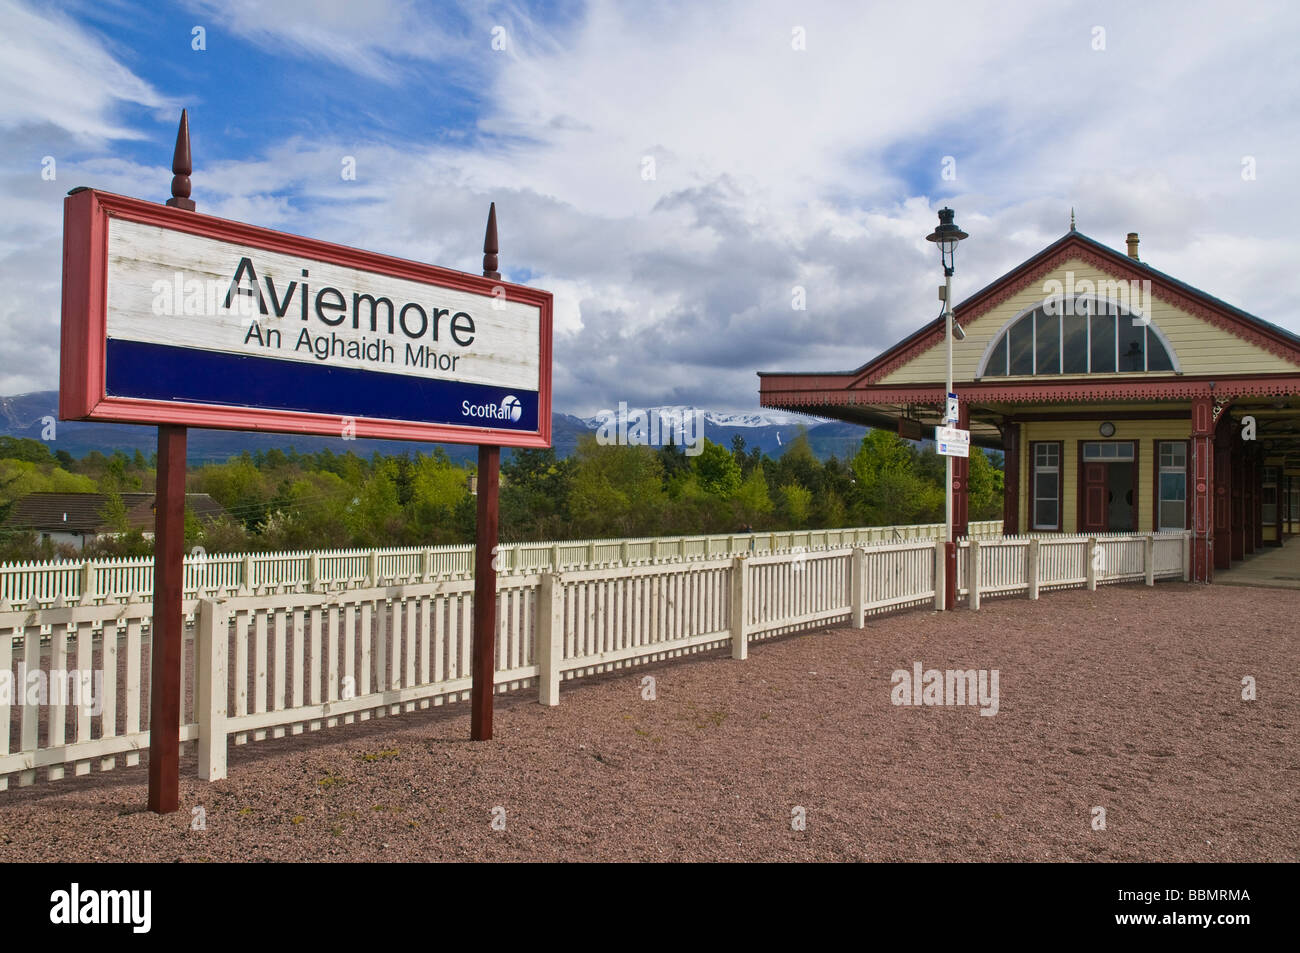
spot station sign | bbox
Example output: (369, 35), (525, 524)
(59, 189), (552, 448)
(936, 425), (970, 458)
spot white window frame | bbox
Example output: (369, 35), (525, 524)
(1032, 442), (1061, 531)
(975, 296), (1182, 378)
(1157, 440), (1187, 532)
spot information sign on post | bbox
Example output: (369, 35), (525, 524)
(936, 425), (970, 458)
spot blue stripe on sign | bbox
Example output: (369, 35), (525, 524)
(105, 339), (539, 431)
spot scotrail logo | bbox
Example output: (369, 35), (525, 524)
(462, 395), (522, 423)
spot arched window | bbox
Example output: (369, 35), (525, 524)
(978, 298), (1177, 377)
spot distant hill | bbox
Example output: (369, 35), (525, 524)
(0, 391), (874, 464)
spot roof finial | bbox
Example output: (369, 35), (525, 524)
(1070, 207), (1076, 232)
(482, 202), (500, 279)
(166, 109), (196, 211)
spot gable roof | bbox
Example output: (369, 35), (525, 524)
(5, 491), (226, 535)
(759, 230), (1300, 388)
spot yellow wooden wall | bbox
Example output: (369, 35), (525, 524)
(1017, 418), (1193, 534)
(880, 257), (1300, 385)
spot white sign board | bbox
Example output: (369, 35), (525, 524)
(107, 219), (541, 392)
(61, 189), (554, 448)
(936, 426), (970, 458)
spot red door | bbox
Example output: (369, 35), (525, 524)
(1082, 463), (1107, 533)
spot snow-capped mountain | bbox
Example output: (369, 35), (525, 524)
(1, 391), (866, 463)
(579, 405), (808, 429)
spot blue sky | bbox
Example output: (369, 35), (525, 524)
(2, 0), (1299, 415)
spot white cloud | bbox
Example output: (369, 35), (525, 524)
(0, 0), (174, 140)
(2, 0), (1299, 414)
(182, 0), (481, 83)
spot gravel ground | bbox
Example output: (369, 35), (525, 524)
(1, 581), (1296, 862)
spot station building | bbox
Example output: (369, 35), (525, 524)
(759, 225), (1300, 582)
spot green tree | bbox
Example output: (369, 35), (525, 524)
(850, 429), (943, 525)
(691, 439), (742, 497)
(734, 466), (774, 519)
(779, 483), (813, 525)
(568, 436), (666, 537)
(967, 447), (1004, 520)
(501, 448), (571, 540)
(98, 488), (129, 534)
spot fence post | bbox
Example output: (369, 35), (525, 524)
(367, 550), (380, 585)
(242, 553), (254, 592)
(197, 597), (229, 781)
(969, 539), (981, 611)
(1144, 535), (1155, 586)
(651, 539), (660, 562)
(537, 573), (564, 705)
(421, 548), (432, 582)
(850, 547), (866, 628)
(1086, 537), (1098, 591)
(308, 552), (320, 591)
(933, 540), (946, 611)
(79, 560), (97, 606)
(729, 556), (749, 660)
(1182, 532), (1191, 582)
(619, 540), (630, 565)
(1027, 539), (1040, 600)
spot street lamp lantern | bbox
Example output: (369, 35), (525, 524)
(926, 207), (968, 276)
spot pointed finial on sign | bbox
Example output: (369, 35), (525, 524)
(1070, 207), (1076, 232)
(482, 202), (500, 279)
(166, 109), (196, 211)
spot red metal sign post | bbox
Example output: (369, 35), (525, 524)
(472, 204), (502, 741)
(146, 112), (195, 813)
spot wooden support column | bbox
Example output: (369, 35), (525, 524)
(1190, 396), (1216, 583)
(471, 445), (499, 739)
(147, 111), (195, 814)
(1231, 426), (1245, 562)
(1213, 411), (1232, 571)
(1244, 444), (1257, 555)
(1248, 444), (1258, 551)
(147, 424), (186, 812)
(953, 402), (970, 540)
(1001, 421), (1020, 536)
(471, 203), (502, 742)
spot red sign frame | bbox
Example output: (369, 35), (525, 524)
(60, 188), (553, 448)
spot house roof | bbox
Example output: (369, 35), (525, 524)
(759, 230), (1300, 386)
(4, 491), (226, 535)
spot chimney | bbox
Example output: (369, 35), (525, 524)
(1126, 232), (1140, 261)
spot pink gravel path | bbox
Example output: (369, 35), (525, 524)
(0, 582), (1296, 862)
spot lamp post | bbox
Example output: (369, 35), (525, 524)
(926, 208), (968, 608)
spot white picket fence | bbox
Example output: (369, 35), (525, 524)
(0, 529), (1187, 789)
(0, 520), (1004, 608)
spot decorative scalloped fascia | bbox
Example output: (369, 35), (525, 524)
(761, 374), (1300, 408)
